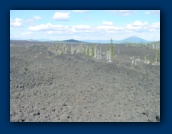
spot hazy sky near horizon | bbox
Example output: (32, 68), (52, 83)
(10, 10), (160, 41)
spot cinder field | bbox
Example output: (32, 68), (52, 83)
(10, 41), (160, 122)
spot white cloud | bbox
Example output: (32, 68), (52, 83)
(149, 22), (160, 32)
(28, 23), (69, 31)
(97, 25), (115, 31)
(27, 20), (160, 34)
(108, 10), (133, 16)
(133, 20), (148, 26)
(26, 20), (160, 40)
(10, 18), (22, 27)
(72, 25), (90, 30)
(71, 25), (92, 33)
(10, 34), (19, 39)
(97, 21), (124, 34)
(152, 22), (160, 29)
(33, 16), (42, 20)
(145, 10), (160, 15)
(102, 21), (113, 25)
(22, 32), (32, 35)
(21, 16), (41, 25)
(73, 10), (89, 13)
(47, 31), (56, 34)
(126, 20), (149, 31)
(52, 12), (70, 20)
(28, 23), (91, 33)
(46, 31), (62, 35)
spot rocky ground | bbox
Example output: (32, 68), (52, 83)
(10, 44), (160, 122)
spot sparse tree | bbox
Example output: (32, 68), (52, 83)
(104, 47), (107, 56)
(155, 48), (160, 62)
(91, 46), (95, 57)
(85, 47), (89, 57)
(108, 50), (112, 62)
(100, 45), (102, 59)
(110, 38), (115, 58)
(94, 46), (97, 58)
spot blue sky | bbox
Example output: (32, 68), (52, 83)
(10, 10), (160, 41)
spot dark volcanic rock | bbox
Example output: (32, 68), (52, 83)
(10, 44), (160, 122)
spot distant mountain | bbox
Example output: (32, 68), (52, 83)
(84, 36), (153, 44)
(10, 36), (157, 44)
(119, 36), (149, 44)
(62, 39), (86, 43)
